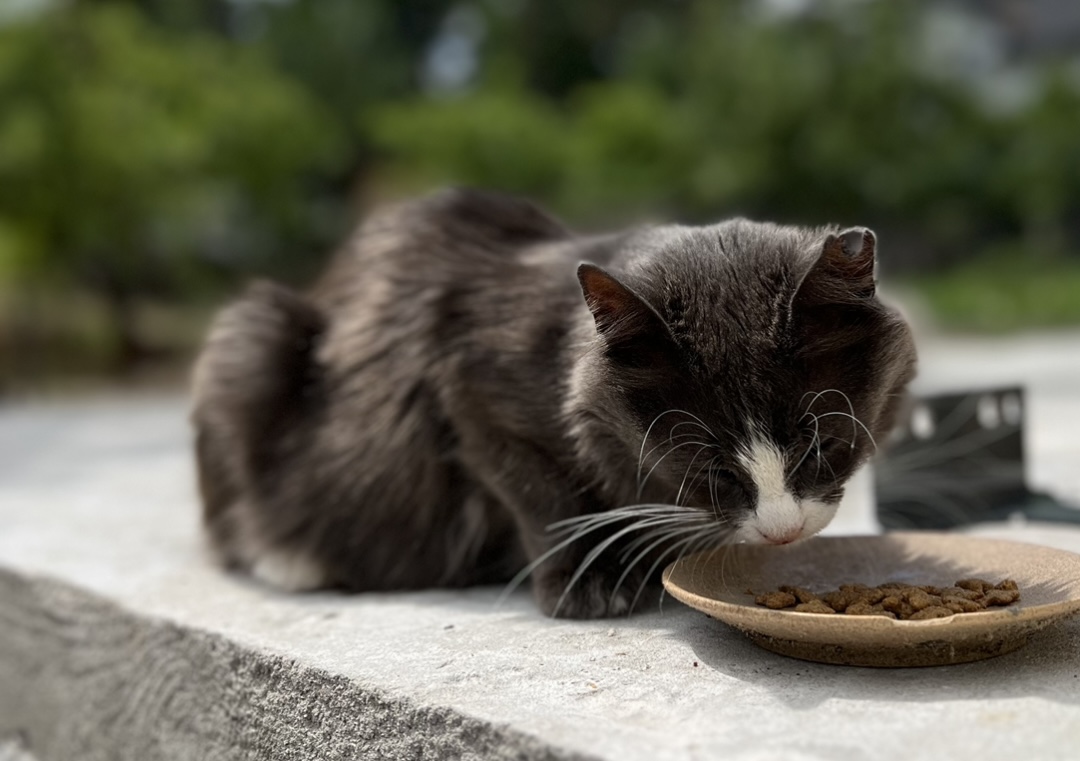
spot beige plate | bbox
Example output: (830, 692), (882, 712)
(662, 532), (1080, 667)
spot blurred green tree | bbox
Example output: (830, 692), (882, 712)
(991, 72), (1080, 258)
(0, 4), (342, 361)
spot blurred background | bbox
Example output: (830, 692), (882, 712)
(3, 0), (1080, 395)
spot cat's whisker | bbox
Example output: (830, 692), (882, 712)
(667, 419), (717, 444)
(617, 522), (697, 565)
(637, 410), (680, 487)
(716, 532), (736, 600)
(663, 410), (719, 439)
(637, 434), (713, 492)
(615, 507), (732, 564)
(637, 409), (716, 486)
(675, 445), (714, 506)
(651, 525), (730, 614)
(609, 523), (713, 612)
(792, 412), (822, 474)
(837, 390), (860, 452)
(635, 531), (706, 614)
(552, 514), (703, 616)
(638, 440), (719, 499)
(708, 465), (718, 523)
(497, 507), (700, 606)
(707, 459), (726, 525)
(811, 410), (878, 452)
(550, 508), (695, 539)
(547, 503), (700, 528)
(680, 456), (719, 509)
(818, 442), (839, 488)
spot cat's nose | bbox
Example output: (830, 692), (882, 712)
(761, 524), (804, 545)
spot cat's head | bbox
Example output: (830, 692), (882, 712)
(569, 220), (916, 545)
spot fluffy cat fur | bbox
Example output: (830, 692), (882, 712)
(192, 188), (916, 618)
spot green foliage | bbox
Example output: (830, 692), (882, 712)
(912, 245), (1080, 332)
(4, 0), (1080, 378)
(0, 4), (342, 298)
(367, 0), (1080, 263)
(371, 90), (568, 198)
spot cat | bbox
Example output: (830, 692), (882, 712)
(191, 188), (917, 618)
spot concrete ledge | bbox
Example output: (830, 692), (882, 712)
(0, 570), (582, 761)
(4, 331), (1080, 761)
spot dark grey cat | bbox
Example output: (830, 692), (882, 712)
(192, 188), (916, 618)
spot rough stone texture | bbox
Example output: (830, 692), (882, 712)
(2, 331), (1080, 761)
(0, 572), (586, 761)
(0, 735), (38, 761)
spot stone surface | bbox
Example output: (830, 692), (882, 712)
(2, 332), (1080, 761)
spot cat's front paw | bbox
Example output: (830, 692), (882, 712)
(532, 566), (645, 619)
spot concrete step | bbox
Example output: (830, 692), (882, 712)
(3, 330), (1080, 761)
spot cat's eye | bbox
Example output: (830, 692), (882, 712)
(710, 467), (738, 483)
(819, 438), (853, 456)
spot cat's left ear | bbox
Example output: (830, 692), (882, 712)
(799, 227), (877, 303)
(577, 263), (675, 367)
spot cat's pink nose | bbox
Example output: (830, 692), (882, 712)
(761, 526), (804, 545)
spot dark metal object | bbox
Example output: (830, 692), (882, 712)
(874, 386), (1080, 530)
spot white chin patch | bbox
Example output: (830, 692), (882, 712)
(736, 438), (838, 545)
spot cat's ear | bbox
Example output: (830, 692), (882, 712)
(577, 263), (675, 367)
(799, 227), (877, 304)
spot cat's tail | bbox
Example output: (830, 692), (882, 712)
(191, 281), (326, 562)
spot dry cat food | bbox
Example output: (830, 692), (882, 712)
(754, 578), (1020, 620)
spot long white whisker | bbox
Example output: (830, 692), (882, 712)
(637, 410), (714, 486)
(642, 526), (729, 613)
(617, 512), (721, 564)
(675, 445), (713, 506)
(792, 412), (821, 474)
(609, 523), (712, 612)
(553, 515), (692, 616)
(497, 508), (694, 606)
(813, 411), (877, 451)
(638, 441), (717, 499)
(546, 504), (700, 533)
(667, 419), (716, 442)
(638, 434), (711, 492)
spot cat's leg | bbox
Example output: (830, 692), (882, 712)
(457, 436), (645, 619)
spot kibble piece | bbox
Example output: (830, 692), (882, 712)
(823, 587), (872, 612)
(779, 585), (820, 604)
(942, 596), (983, 613)
(983, 588), (1021, 606)
(909, 606), (955, 620)
(840, 584), (872, 594)
(880, 596), (915, 619)
(863, 588), (887, 605)
(752, 578), (1020, 619)
(878, 582), (910, 592)
(939, 586), (982, 601)
(906, 588), (942, 611)
(845, 602), (896, 618)
(821, 591), (849, 612)
(755, 591), (797, 609)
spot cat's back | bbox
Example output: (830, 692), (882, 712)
(309, 188), (572, 307)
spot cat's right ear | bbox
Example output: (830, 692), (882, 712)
(796, 227), (878, 308)
(577, 263), (675, 368)
(819, 227), (877, 299)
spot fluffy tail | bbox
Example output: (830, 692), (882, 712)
(191, 281), (326, 560)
